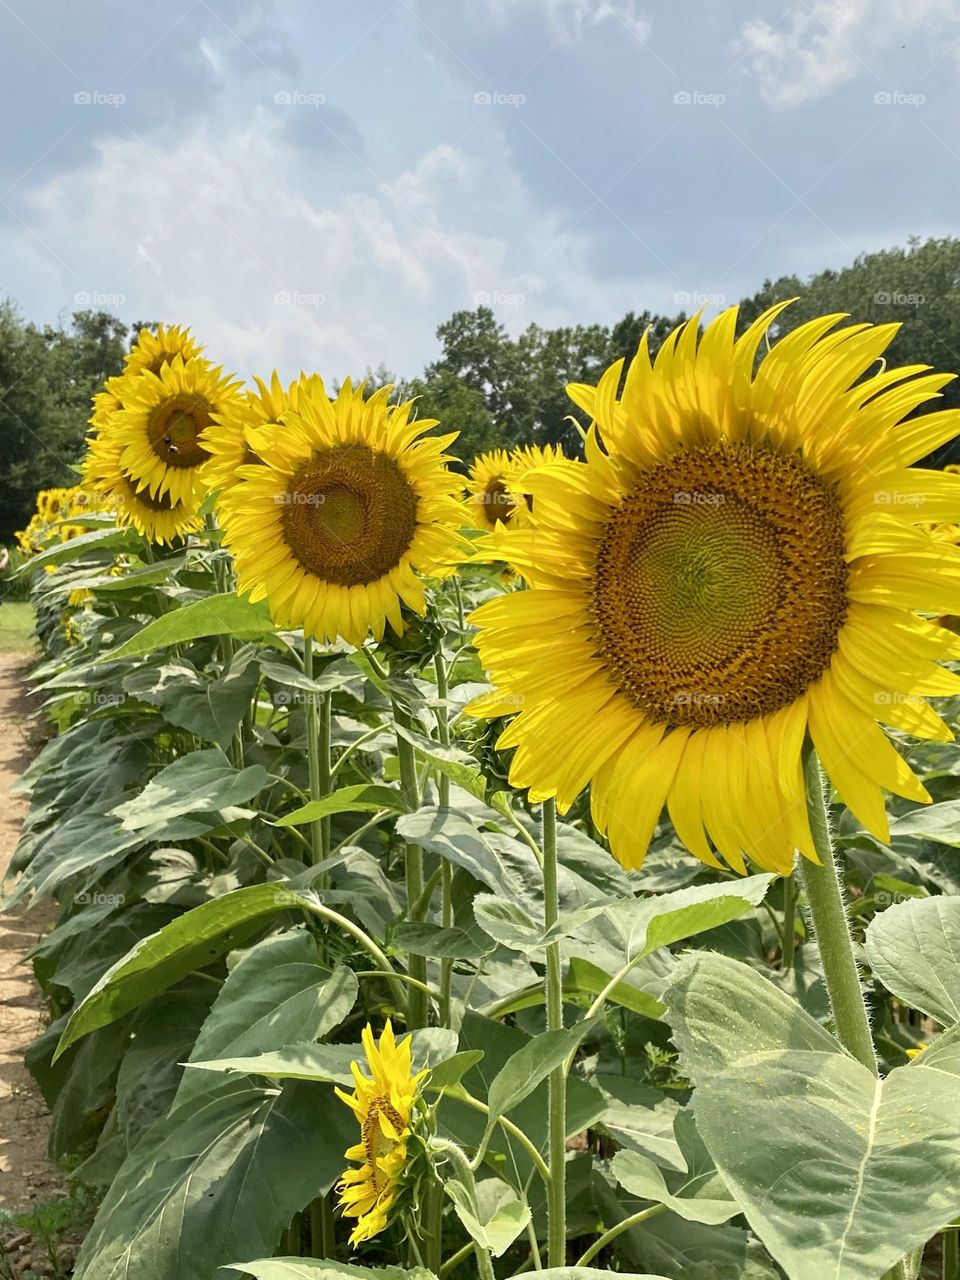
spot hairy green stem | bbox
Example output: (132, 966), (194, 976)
(781, 865), (798, 971)
(944, 1228), (960, 1280)
(303, 636), (330, 871)
(434, 651), (455, 1024)
(799, 745), (877, 1073)
(393, 696), (428, 1027)
(542, 798), (566, 1268)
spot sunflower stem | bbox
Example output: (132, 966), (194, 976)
(423, 1177), (444, 1273)
(542, 797), (566, 1268)
(575, 1204), (668, 1267)
(303, 635), (329, 872)
(434, 650), (454, 1026)
(309, 1194), (335, 1258)
(393, 696), (429, 1028)
(800, 744), (877, 1074)
(781, 864), (798, 971)
(944, 1227), (960, 1280)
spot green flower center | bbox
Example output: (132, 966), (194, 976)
(592, 441), (848, 727)
(147, 395), (213, 469)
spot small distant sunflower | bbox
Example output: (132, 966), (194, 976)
(83, 434), (202, 546)
(469, 305), (960, 876)
(123, 323), (204, 376)
(218, 378), (467, 647)
(109, 356), (242, 506)
(467, 449), (519, 530)
(507, 442), (575, 526)
(335, 1021), (426, 1247)
(201, 371), (320, 503)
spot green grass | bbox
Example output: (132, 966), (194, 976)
(0, 601), (36, 651)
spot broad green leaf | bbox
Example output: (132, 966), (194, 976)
(123, 659), (260, 749)
(865, 895), (960, 1025)
(275, 784), (404, 827)
(98, 593), (278, 661)
(72, 1080), (355, 1280)
(392, 920), (494, 959)
(111, 748), (269, 830)
(473, 894), (610, 954)
(423, 1050), (485, 1092)
(482, 1022), (595, 1148)
(176, 933), (358, 1104)
(612, 1111), (739, 1225)
(224, 1263), (438, 1280)
(22, 526), (140, 571)
(394, 724), (512, 819)
(666, 951), (960, 1280)
(445, 1176), (531, 1257)
(55, 883), (312, 1059)
(258, 656), (360, 694)
(566, 955), (665, 1018)
(889, 801), (960, 847)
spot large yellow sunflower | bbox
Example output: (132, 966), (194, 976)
(335, 1021), (426, 1246)
(123, 323), (204, 376)
(108, 356), (242, 507)
(467, 449), (520, 530)
(217, 378), (467, 647)
(507, 442), (576, 527)
(201, 371), (320, 503)
(468, 305), (960, 876)
(83, 433), (203, 546)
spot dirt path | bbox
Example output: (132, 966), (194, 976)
(0, 651), (63, 1211)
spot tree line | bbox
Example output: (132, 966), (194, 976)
(3, 235), (959, 541)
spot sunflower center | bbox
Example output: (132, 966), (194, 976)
(482, 480), (515, 525)
(362, 1096), (404, 1189)
(281, 444), (418, 587)
(592, 441), (848, 727)
(147, 395), (213, 469)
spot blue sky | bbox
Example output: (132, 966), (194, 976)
(1, 0), (959, 381)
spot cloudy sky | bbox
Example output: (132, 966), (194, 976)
(2, 0), (959, 380)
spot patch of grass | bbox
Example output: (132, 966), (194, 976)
(0, 602), (36, 651)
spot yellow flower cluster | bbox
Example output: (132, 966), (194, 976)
(15, 484), (104, 556)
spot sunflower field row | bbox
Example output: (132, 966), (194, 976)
(7, 310), (960, 1280)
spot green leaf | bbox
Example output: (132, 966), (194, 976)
(123, 659), (261, 749)
(666, 951), (960, 1280)
(275, 784), (404, 827)
(483, 1023), (595, 1148)
(111, 748), (269, 830)
(889, 801), (960, 847)
(866, 895), (960, 1026)
(445, 1177), (531, 1257)
(392, 920), (494, 959)
(98, 592), (278, 661)
(72, 1080), (355, 1280)
(424, 1050), (485, 1093)
(473, 894), (610, 954)
(23, 526), (141, 571)
(224, 1263), (438, 1280)
(612, 1111), (739, 1225)
(176, 933), (358, 1104)
(54, 883), (311, 1059)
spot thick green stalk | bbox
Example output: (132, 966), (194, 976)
(393, 697), (428, 1027)
(944, 1229), (960, 1280)
(799, 745), (877, 1074)
(303, 636), (327, 869)
(781, 866), (798, 971)
(542, 798), (566, 1268)
(309, 1195), (335, 1258)
(434, 651), (454, 1025)
(575, 1204), (667, 1267)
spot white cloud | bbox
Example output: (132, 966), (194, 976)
(482, 0), (652, 43)
(14, 114), (653, 380)
(737, 0), (960, 105)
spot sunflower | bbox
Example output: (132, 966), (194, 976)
(123, 323), (204, 377)
(108, 356), (242, 506)
(201, 371), (320, 502)
(467, 449), (520, 530)
(83, 433), (203, 546)
(507, 442), (575, 527)
(217, 378), (467, 647)
(468, 305), (960, 876)
(334, 1021), (426, 1246)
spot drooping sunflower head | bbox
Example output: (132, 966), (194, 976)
(123, 323), (204, 377)
(107, 356), (243, 507)
(334, 1021), (426, 1247)
(467, 449), (520, 530)
(217, 378), (468, 647)
(82, 432), (202, 546)
(201, 370), (321, 504)
(469, 304), (960, 876)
